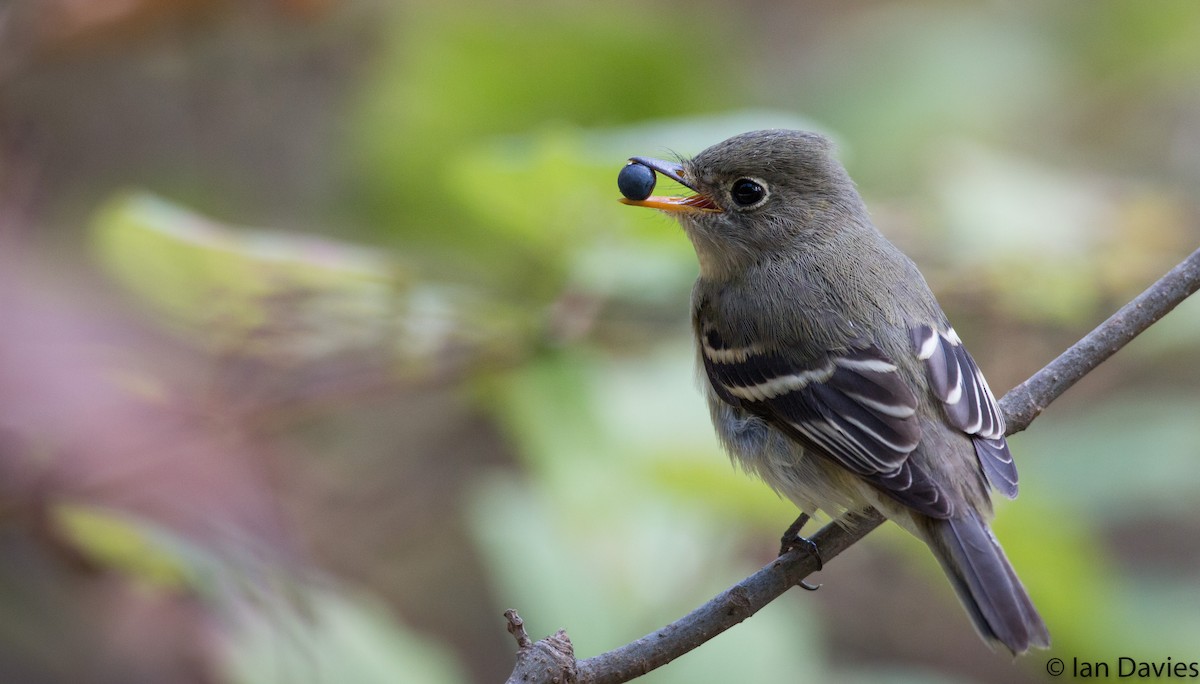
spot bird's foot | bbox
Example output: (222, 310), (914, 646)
(779, 513), (823, 591)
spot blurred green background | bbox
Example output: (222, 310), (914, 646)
(2, 1), (1200, 683)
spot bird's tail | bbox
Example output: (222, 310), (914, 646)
(921, 513), (1050, 655)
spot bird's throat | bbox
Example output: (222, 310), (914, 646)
(684, 228), (753, 284)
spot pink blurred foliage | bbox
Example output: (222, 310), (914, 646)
(0, 263), (295, 554)
(0, 253), (303, 683)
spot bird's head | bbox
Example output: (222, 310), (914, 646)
(620, 129), (861, 281)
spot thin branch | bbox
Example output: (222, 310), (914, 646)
(575, 510), (885, 684)
(507, 245), (1200, 684)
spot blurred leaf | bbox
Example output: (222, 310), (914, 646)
(92, 192), (404, 359)
(54, 505), (469, 683)
(440, 126), (633, 298)
(52, 503), (246, 601)
(54, 504), (189, 590)
(439, 112), (824, 300)
(344, 0), (738, 291)
(223, 588), (467, 684)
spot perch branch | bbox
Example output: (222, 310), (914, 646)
(507, 245), (1200, 684)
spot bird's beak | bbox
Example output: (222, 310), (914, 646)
(618, 157), (721, 213)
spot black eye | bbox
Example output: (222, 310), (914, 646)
(730, 178), (765, 206)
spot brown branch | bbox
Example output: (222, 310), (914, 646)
(506, 245), (1200, 684)
(575, 510), (885, 684)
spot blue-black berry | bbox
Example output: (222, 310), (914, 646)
(618, 162), (656, 201)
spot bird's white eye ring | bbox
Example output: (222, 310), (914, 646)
(730, 178), (768, 207)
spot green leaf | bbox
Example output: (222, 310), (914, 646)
(344, 0), (740, 262)
(91, 192), (403, 357)
(53, 504), (191, 589)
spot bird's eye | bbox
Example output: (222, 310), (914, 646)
(730, 178), (766, 207)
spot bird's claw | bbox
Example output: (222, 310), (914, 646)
(779, 513), (824, 590)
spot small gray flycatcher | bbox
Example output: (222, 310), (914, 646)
(620, 129), (1049, 655)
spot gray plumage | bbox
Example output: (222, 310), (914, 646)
(621, 129), (1049, 654)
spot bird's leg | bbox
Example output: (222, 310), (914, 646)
(779, 512), (823, 591)
(778, 512), (818, 560)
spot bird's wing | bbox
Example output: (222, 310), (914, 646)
(911, 324), (1018, 498)
(699, 324), (952, 517)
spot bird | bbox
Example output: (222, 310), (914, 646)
(618, 129), (1049, 655)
